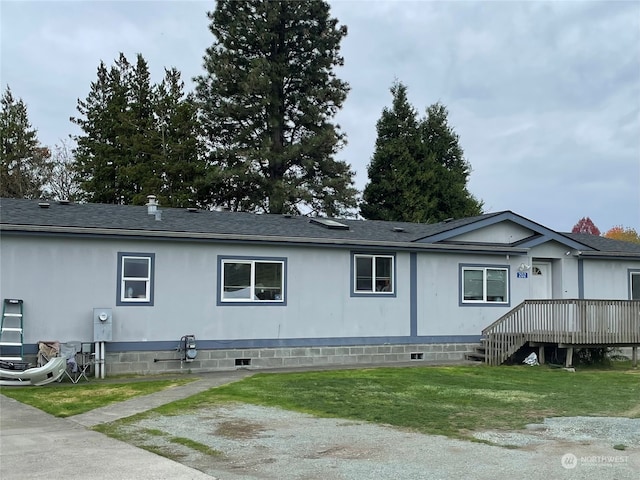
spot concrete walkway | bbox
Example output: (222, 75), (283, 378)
(69, 370), (253, 427)
(0, 370), (252, 480)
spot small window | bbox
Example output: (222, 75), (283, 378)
(630, 270), (640, 300)
(353, 254), (394, 295)
(117, 253), (154, 306)
(461, 265), (509, 305)
(220, 257), (285, 304)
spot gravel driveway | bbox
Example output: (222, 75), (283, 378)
(121, 403), (639, 479)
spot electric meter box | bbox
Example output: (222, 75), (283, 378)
(93, 308), (113, 342)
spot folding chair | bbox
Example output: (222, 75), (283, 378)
(75, 343), (94, 382)
(60, 341), (83, 383)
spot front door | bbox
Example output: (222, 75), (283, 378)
(531, 262), (552, 299)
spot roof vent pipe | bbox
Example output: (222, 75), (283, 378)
(146, 195), (158, 215)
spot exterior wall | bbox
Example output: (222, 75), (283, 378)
(3, 231), (637, 374)
(0, 234), (412, 345)
(582, 258), (640, 300)
(416, 252), (525, 336)
(448, 221), (533, 244)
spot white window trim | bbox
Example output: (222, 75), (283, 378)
(461, 266), (509, 304)
(220, 259), (285, 303)
(353, 254), (395, 294)
(120, 255), (151, 303)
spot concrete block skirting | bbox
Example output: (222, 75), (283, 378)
(103, 343), (479, 376)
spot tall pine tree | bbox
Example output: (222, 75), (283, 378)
(155, 68), (208, 207)
(195, 0), (357, 216)
(421, 103), (482, 219)
(0, 86), (52, 198)
(360, 82), (436, 222)
(72, 56), (133, 204)
(361, 82), (482, 223)
(72, 54), (205, 206)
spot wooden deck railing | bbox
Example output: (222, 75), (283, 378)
(481, 299), (640, 365)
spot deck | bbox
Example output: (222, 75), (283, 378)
(481, 299), (640, 366)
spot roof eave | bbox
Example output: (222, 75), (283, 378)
(577, 251), (640, 260)
(0, 224), (529, 255)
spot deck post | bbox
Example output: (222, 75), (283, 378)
(538, 345), (545, 365)
(632, 347), (638, 369)
(565, 347), (573, 368)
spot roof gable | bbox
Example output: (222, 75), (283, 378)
(415, 211), (595, 251)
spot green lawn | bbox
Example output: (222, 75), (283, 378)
(152, 365), (640, 439)
(0, 378), (194, 417)
(4, 365), (638, 440)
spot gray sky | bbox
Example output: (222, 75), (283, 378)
(2, 0), (639, 232)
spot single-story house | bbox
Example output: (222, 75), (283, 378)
(1, 196), (639, 374)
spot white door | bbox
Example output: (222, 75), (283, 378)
(531, 262), (552, 299)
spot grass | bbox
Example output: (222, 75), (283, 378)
(0, 378), (194, 417)
(95, 423), (222, 461)
(146, 365), (640, 439)
(4, 364), (638, 444)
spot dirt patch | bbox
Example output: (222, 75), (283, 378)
(214, 419), (266, 439)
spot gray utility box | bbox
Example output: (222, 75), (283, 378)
(93, 308), (113, 342)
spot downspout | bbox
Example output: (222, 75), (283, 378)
(410, 253), (417, 337)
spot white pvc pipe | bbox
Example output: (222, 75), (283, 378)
(100, 342), (105, 379)
(95, 341), (99, 379)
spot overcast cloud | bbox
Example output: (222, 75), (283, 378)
(1, 0), (638, 232)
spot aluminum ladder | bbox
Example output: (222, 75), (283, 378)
(0, 299), (24, 361)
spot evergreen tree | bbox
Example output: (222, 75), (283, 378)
(72, 57), (130, 203)
(195, 0), (357, 216)
(360, 82), (482, 222)
(360, 82), (436, 221)
(421, 103), (483, 220)
(72, 54), (205, 206)
(0, 86), (52, 198)
(155, 68), (208, 207)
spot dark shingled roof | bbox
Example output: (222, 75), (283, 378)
(562, 232), (640, 254)
(0, 197), (502, 245)
(2, 198), (638, 256)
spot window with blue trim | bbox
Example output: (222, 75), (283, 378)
(220, 258), (285, 303)
(117, 253), (154, 306)
(353, 254), (394, 294)
(461, 266), (508, 304)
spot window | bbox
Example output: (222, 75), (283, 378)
(117, 253), (154, 306)
(630, 270), (640, 300)
(219, 257), (286, 304)
(460, 265), (509, 305)
(353, 254), (394, 295)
